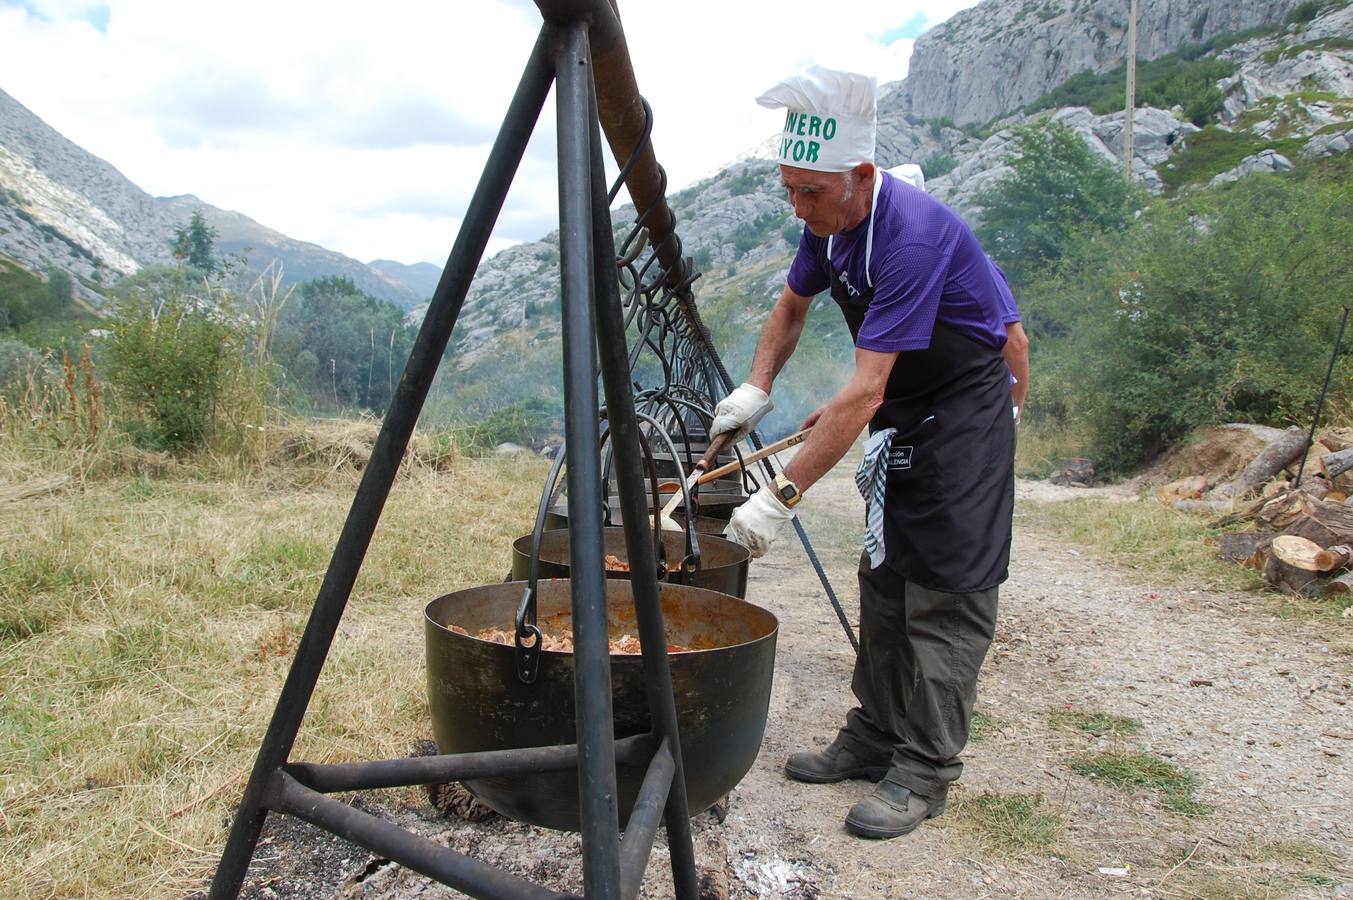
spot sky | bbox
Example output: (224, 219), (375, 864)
(0, 0), (979, 267)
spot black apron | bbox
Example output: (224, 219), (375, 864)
(829, 267), (1014, 593)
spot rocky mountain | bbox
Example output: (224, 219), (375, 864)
(898, 0), (1307, 124)
(0, 88), (427, 309)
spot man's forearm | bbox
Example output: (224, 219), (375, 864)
(1004, 321), (1030, 412)
(782, 391), (874, 492)
(746, 289), (810, 392)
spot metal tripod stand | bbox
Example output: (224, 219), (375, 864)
(208, 6), (699, 898)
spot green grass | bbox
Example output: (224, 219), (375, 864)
(1046, 706), (1144, 737)
(957, 791), (1062, 851)
(968, 708), (1000, 743)
(1014, 417), (1095, 478)
(1261, 35), (1353, 65)
(1020, 495), (1268, 592)
(1157, 127), (1307, 191)
(1068, 750), (1211, 815)
(0, 435), (551, 898)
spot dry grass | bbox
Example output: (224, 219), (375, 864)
(0, 428), (550, 898)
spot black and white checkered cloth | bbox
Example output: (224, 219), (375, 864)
(854, 427), (896, 569)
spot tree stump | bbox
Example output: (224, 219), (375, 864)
(1051, 457), (1095, 487)
(1263, 535), (1325, 594)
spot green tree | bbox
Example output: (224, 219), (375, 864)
(976, 120), (1143, 285)
(1027, 170), (1353, 469)
(274, 276), (417, 413)
(172, 211), (219, 273)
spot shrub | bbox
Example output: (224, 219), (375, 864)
(922, 150), (959, 179)
(105, 290), (244, 451)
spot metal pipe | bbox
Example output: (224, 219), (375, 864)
(618, 740), (675, 900)
(587, 71), (699, 900)
(271, 772), (568, 900)
(207, 28), (557, 900)
(554, 21), (622, 899)
(285, 734), (654, 793)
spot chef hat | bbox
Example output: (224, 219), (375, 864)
(756, 65), (876, 173)
(887, 163), (926, 191)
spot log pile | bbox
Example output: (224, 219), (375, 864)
(1174, 426), (1353, 597)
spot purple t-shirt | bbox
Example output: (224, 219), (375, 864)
(787, 173), (1010, 352)
(988, 257), (1021, 325)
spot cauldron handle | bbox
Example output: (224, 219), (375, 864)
(515, 443), (573, 684)
(633, 412), (701, 575)
(610, 412), (669, 578)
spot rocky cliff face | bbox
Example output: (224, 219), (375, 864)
(0, 88), (426, 308)
(898, 0), (1305, 124)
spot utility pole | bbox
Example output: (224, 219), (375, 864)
(1124, 0), (1138, 182)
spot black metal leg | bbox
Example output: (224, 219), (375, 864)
(554, 21), (623, 899)
(585, 72), (699, 900)
(207, 28), (556, 899)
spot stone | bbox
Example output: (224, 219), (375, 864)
(1300, 130), (1353, 160)
(1209, 149), (1295, 187)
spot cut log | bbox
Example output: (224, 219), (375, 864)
(1323, 448), (1353, 480)
(1158, 476), (1211, 502)
(1211, 426), (1309, 499)
(1288, 441), (1331, 479)
(1172, 499), (1234, 514)
(1327, 572), (1353, 596)
(1253, 490), (1353, 548)
(1298, 476), (1331, 501)
(1263, 535), (1325, 594)
(1318, 427), (1353, 453)
(1315, 544), (1353, 573)
(1218, 531), (1274, 569)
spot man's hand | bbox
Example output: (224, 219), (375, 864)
(800, 405), (826, 430)
(711, 383), (773, 441)
(724, 487), (796, 558)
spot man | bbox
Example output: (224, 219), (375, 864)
(712, 66), (1017, 840)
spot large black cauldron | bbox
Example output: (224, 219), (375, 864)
(425, 579), (777, 830)
(510, 527), (749, 599)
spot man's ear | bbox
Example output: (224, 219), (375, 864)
(853, 161), (877, 183)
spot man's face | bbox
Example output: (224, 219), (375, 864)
(780, 165), (864, 237)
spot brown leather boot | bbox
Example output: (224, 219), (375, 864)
(784, 742), (888, 784)
(844, 779), (948, 839)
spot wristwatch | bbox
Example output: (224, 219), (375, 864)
(773, 473), (802, 508)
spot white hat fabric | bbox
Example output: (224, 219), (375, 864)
(756, 65), (876, 173)
(887, 163), (926, 191)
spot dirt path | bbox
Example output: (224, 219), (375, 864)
(232, 465), (1353, 899)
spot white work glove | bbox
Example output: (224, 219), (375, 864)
(724, 487), (796, 559)
(710, 383), (773, 441)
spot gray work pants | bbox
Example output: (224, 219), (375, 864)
(834, 553), (999, 800)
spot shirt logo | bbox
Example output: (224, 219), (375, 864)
(836, 268), (862, 298)
(887, 445), (914, 470)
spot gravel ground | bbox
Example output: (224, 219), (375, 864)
(222, 467), (1353, 899)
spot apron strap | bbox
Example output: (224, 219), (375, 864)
(827, 169), (884, 289)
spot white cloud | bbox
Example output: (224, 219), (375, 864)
(0, 0), (976, 266)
